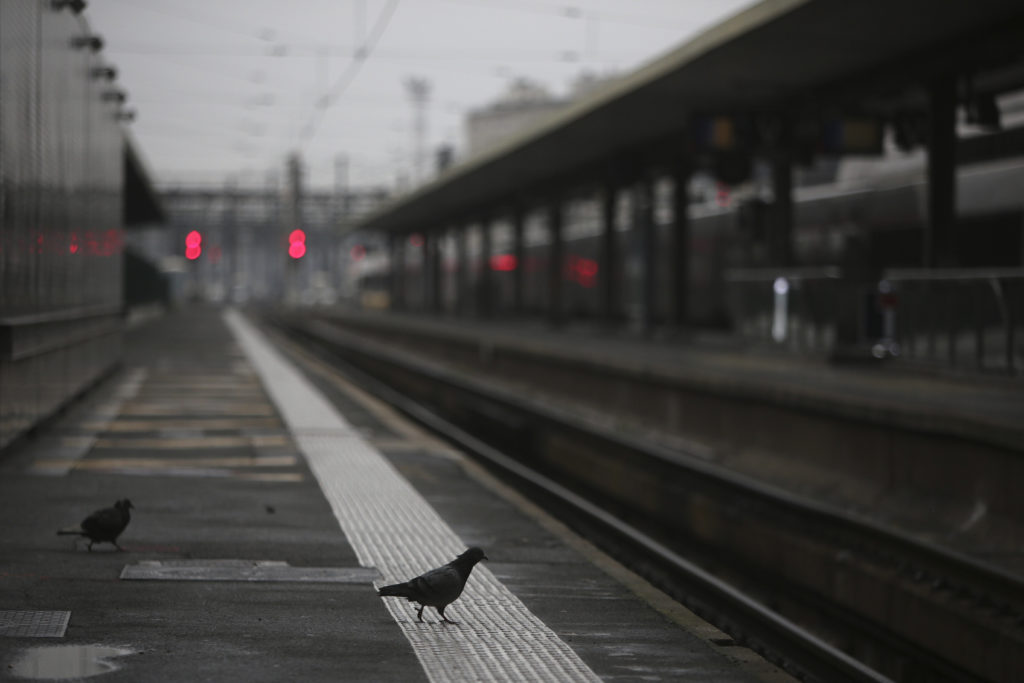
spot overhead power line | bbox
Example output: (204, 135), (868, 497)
(104, 0), (322, 45)
(440, 0), (713, 31)
(296, 0), (401, 149)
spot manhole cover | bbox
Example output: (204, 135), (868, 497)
(120, 560), (379, 583)
(0, 611), (70, 638)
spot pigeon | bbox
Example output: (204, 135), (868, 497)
(57, 499), (134, 551)
(377, 547), (488, 623)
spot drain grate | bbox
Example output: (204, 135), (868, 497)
(0, 611), (70, 638)
(120, 559), (379, 583)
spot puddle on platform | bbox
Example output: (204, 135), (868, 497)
(10, 645), (133, 680)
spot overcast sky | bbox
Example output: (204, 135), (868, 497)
(84, 0), (757, 191)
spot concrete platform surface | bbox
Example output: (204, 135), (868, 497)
(0, 307), (788, 683)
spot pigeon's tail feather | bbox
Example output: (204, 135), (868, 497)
(56, 527), (84, 536)
(378, 582), (413, 599)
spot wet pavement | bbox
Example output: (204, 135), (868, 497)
(0, 307), (789, 682)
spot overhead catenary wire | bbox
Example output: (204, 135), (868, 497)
(439, 0), (724, 31)
(103, 41), (638, 62)
(103, 0), (329, 46)
(295, 0), (401, 149)
(87, 0), (755, 190)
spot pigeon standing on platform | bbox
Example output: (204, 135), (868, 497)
(57, 499), (134, 551)
(378, 547), (488, 623)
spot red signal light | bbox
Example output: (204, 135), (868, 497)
(565, 255), (598, 288)
(288, 229), (306, 259)
(490, 253), (517, 271)
(350, 244), (366, 261)
(185, 230), (202, 260)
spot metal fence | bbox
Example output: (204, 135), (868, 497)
(723, 267), (845, 352)
(881, 268), (1023, 374)
(724, 267), (1024, 375)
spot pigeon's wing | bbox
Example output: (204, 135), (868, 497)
(407, 564), (464, 607)
(81, 507), (122, 536)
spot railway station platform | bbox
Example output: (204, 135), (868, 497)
(313, 309), (1024, 449)
(281, 309), (1024, 577)
(0, 306), (789, 683)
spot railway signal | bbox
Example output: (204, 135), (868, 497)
(185, 230), (202, 260)
(288, 229), (306, 259)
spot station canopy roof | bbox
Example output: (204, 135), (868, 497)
(357, 0), (1024, 234)
(124, 133), (166, 227)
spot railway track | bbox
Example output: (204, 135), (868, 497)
(266, 312), (1024, 683)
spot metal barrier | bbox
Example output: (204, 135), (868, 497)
(724, 266), (1024, 375)
(723, 267), (844, 353)
(881, 268), (1024, 375)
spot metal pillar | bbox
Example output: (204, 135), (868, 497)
(386, 232), (395, 310)
(547, 198), (564, 327)
(426, 231), (441, 313)
(512, 205), (525, 315)
(636, 175), (656, 334)
(770, 153), (793, 267)
(480, 217), (493, 318)
(926, 76), (957, 268)
(455, 225), (468, 316)
(600, 177), (618, 325)
(671, 157), (691, 327)
(390, 233), (405, 310)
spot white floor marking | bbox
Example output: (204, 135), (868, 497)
(226, 310), (601, 683)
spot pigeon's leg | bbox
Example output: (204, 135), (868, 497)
(87, 540), (94, 552)
(416, 605), (424, 622)
(438, 606), (458, 625)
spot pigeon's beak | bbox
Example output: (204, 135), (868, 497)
(483, 553), (489, 561)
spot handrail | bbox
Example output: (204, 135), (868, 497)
(881, 269), (1021, 375)
(725, 267), (1022, 375)
(723, 266), (842, 282)
(882, 267), (1024, 281)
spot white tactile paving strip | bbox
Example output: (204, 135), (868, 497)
(226, 310), (601, 683)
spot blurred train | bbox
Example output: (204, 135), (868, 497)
(354, 144), (1024, 328)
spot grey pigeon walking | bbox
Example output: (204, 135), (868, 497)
(378, 547), (487, 623)
(57, 499), (133, 551)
